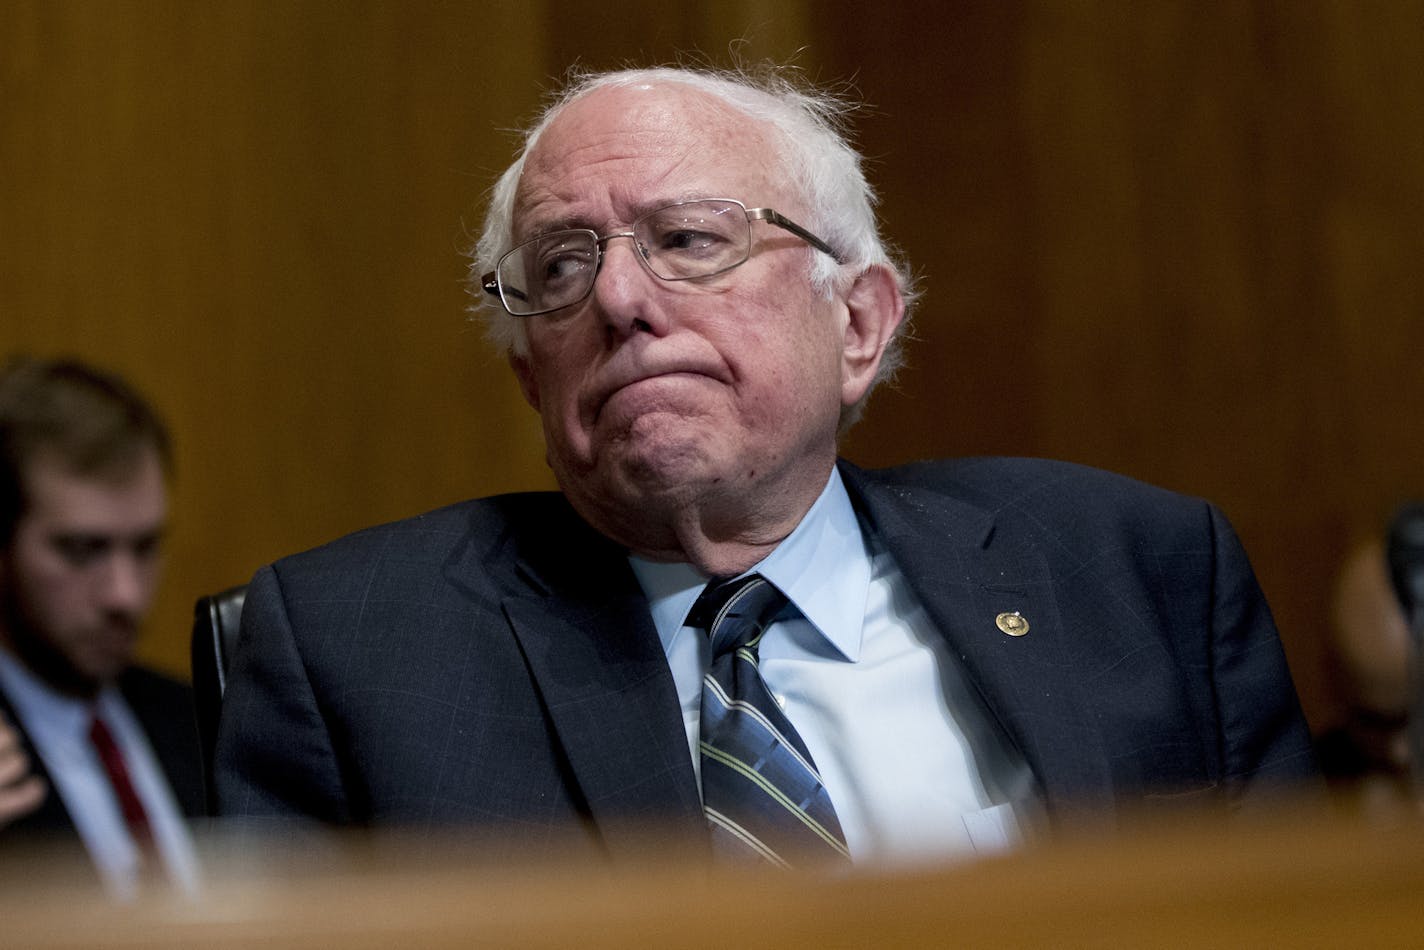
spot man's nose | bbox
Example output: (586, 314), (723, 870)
(95, 553), (153, 616)
(591, 237), (670, 339)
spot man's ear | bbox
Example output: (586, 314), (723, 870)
(840, 264), (905, 408)
(509, 352), (542, 412)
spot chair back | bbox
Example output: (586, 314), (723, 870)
(191, 584), (247, 814)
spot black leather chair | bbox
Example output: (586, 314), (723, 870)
(191, 584), (247, 814)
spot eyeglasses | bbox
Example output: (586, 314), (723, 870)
(482, 198), (842, 317)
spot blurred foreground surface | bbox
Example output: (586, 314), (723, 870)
(3, 796), (1421, 948)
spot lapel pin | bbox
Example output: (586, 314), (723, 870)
(995, 611), (1030, 637)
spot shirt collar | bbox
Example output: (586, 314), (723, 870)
(628, 466), (871, 662)
(0, 647), (101, 744)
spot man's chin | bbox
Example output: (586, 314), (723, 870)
(608, 442), (724, 502)
(557, 445), (723, 533)
(71, 636), (138, 691)
(566, 421), (717, 491)
(81, 657), (131, 686)
(30, 655), (115, 699)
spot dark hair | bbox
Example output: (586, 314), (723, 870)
(0, 356), (172, 546)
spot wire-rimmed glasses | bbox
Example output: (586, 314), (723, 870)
(482, 198), (842, 317)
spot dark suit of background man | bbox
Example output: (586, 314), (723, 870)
(0, 357), (203, 898)
(217, 65), (1317, 869)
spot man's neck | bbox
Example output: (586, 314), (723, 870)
(577, 461), (838, 577)
(0, 627), (102, 701)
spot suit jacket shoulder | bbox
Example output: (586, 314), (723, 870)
(839, 456), (1317, 817)
(847, 456), (1205, 529)
(118, 666), (205, 819)
(261, 492), (624, 602)
(217, 491), (702, 857)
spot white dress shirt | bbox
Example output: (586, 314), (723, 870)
(0, 649), (200, 900)
(630, 468), (1040, 868)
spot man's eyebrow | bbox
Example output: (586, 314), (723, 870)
(51, 526), (168, 545)
(51, 530), (111, 543)
(513, 215), (587, 243)
(513, 199), (596, 238)
(514, 194), (714, 242)
(49, 533), (114, 559)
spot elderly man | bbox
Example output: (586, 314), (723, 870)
(216, 66), (1316, 869)
(0, 357), (203, 896)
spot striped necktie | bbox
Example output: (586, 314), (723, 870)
(689, 574), (850, 868)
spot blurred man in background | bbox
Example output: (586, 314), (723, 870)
(1316, 538), (1414, 813)
(0, 357), (202, 898)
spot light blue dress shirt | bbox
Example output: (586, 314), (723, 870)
(630, 467), (1039, 867)
(0, 649), (200, 900)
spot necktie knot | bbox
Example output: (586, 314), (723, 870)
(685, 574), (788, 659)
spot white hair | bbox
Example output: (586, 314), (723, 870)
(468, 64), (918, 426)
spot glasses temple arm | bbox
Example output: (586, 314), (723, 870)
(482, 272), (529, 303)
(747, 208), (845, 264)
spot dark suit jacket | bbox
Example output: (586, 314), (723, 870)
(0, 666), (206, 846)
(214, 458), (1317, 860)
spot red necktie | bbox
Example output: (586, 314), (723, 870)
(88, 714), (155, 850)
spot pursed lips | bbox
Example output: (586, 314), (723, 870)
(586, 357), (729, 424)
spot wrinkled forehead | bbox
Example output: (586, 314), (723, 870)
(513, 83), (788, 228)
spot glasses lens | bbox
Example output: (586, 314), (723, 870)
(497, 230), (598, 316)
(636, 200), (750, 280)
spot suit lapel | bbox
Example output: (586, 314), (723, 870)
(841, 462), (1115, 816)
(495, 510), (704, 858)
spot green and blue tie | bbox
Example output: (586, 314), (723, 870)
(689, 574), (851, 868)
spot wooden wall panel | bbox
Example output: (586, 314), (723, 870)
(827, 0), (1424, 725)
(0, 1), (556, 677)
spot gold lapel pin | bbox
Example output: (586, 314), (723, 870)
(995, 611), (1030, 637)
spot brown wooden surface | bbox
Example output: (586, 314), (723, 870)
(2, 803), (1422, 947)
(2, 1), (1421, 734)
